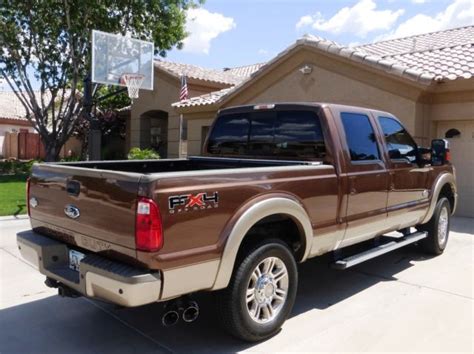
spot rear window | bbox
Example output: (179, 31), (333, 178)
(207, 110), (326, 159)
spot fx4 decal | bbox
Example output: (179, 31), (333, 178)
(168, 192), (219, 214)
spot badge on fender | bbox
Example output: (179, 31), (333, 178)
(168, 192), (219, 214)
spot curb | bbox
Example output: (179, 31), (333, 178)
(0, 214), (29, 222)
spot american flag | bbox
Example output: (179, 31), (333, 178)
(179, 75), (189, 101)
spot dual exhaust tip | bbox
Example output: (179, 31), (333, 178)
(162, 299), (199, 326)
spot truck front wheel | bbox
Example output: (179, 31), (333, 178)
(417, 197), (451, 255)
(217, 239), (298, 342)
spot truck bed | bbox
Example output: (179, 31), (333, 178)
(27, 156), (326, 266)
(60, 156), (320, 174)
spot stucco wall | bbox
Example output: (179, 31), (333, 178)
(187, 117), (215, 155)
(130, 70), (224, 158)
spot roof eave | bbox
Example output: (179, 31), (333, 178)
(173, 103), (220, 114)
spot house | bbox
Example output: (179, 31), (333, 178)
(130, 25), (474, 217)
(0, 91), (36, 158)
(0, 91), (82, 160)
(128, 61), (264, 158)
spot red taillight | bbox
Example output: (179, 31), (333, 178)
(135, 197), (163, 252)
(26, 178), (31, 216)
(445, 149), (451, 162)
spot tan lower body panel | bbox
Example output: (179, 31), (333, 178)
(161, 259), (220, 300)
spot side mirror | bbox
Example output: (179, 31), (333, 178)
(417, 147), (432, 166)
(431, 139), (450, 166)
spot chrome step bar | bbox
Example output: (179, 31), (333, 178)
(331, 231), (428, 270)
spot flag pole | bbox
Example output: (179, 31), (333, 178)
(179, 113), (183, 158)
(178, 73), (188, 159)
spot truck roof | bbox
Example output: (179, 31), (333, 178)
(218, 102), (394, 118)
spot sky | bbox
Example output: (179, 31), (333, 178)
(165, 0), (474, 69)
(1, 0), (473, 91)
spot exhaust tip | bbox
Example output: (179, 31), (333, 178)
(182, 302), (199, 323)
(162, 310), (179, 327)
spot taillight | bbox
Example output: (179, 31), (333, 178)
(26, 178), (31, 216)
(135, 197), (163, 252)
(445, 149), (451, 162)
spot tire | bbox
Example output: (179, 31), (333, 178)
(216, 239), (298, 342)
(417, 197), (451, 255)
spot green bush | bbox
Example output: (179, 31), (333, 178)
(127, 147), (160, 160)
(60, 156), (81, 162)
(0, 159), (39, 175)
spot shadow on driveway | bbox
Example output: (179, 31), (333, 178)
(0, 247), (435, 353)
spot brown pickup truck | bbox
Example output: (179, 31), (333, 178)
(17, 103), (457, 341)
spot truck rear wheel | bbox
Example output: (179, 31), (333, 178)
(216, 239), (298, 342)
(418, 197), (451, 255)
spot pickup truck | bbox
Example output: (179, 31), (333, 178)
(17, 103), (457, 342)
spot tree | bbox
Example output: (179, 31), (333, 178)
(0, 0), (201, 161)
(74, 85), (130, 160)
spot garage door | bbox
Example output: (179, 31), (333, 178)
(437, 121), (474, 217)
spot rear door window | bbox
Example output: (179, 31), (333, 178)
(341, 112), (380, 161)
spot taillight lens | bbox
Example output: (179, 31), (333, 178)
(445, 149), (451, 162)
(26, 178), (31, 216)
(135, 197), (163, 252)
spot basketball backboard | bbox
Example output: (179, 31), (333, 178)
(91, 30), (154, 90)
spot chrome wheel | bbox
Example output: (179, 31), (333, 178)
(246, 256), (289, 324)
(437, 206), (449, 246)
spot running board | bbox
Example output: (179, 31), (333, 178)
(331, 231), (428, 270)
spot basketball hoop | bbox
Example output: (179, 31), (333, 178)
(120, 73), (145, 99)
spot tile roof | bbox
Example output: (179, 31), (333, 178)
(0, 91), (31, 120)
(154, 60), (260, 85)
(223, 63), (266, 77)
(356, 25), (474, 81)
(386, 44), (474, 80)
(174, 26), (474, 109)
(356, 25), (474, 57)
(172, 87), (233, 108)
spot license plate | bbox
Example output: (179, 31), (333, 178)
(69, 249), (85, 272)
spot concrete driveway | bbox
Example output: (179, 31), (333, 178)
(1, 216), (473, 353)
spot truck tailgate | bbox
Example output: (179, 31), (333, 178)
(28, 164), (142, 250)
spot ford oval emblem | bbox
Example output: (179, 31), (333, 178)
(64, 204), (80, 219)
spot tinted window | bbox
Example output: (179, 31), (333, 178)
(248, 113), (275, 155)
(207, 115), (250, 155)
(207, 110), (325, 159)
(275, 111), (325, 158)
(378, 116), (417, 162)
(341, 112), (380, 161)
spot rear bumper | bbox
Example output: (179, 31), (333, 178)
(17, 230), (162, 307)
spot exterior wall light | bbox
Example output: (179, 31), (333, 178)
(299, 65), (312, 75)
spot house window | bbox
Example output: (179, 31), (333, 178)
(445, 128), (461, 139)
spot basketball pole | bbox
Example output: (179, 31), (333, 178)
(84, 74), (101, 161)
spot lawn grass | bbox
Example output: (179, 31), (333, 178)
(0, 174), (28, 216)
